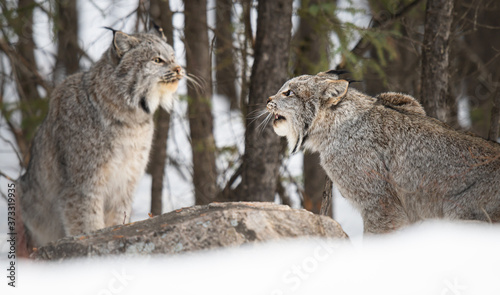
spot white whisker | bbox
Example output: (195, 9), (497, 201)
(185, 73), (204, 94)
(247, 109), (269, 125)
(257, 113), (273, 135)
(247, 108), (267, 117)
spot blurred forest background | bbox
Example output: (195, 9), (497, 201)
(0, 0), (499, 217)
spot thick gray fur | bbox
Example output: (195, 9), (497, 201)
(267, 71), (500, 233)
(19, 29), (183, 246)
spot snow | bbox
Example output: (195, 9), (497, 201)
(1, 221), (499, 294)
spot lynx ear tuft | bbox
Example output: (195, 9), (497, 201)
(150, 21), (167, 42)
(111, 30), (139, 58)
(324, 79), (350, 106)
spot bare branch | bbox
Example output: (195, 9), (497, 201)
(0, 190), (8, 202)
(0, 39), (53, 95)
(0, 170), (15, 182)
(0, 124), (25, 168)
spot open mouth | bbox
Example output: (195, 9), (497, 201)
(273, 113), (286, 123)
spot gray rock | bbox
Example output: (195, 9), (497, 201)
(33, 202), (348, 260)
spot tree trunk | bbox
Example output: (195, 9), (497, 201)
(149, 109), (170, 216)
(215, 0), (239, 109)
(453, 0), (500, 138)
(10, 0), (43, 165)
(150, 0), (174, 42)
(148, 0), (175, 216)
(235, 0), (293, 202)
(54, 0), (79, 83)
(237, 0), (253, 116)
(420, 0), (454, 122)
(488, 87), (500, 141)
(303, 153), (326, 213)
(14, 0), (40, 103)
(184, 0), (218, 205)
(294, 0), (331, 214)
(320, 177), (333, 217)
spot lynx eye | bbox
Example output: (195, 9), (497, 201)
(283, 89), (293, 97)
(153, 57), (164, 64)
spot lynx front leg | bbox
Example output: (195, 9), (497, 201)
(61, 192), (105, 236)
(104, 194), (135, 227)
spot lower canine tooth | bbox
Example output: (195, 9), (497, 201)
(275, 114), (278, 119)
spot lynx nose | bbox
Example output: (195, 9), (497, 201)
(173, 65), (182, 75)
(266, 97), (276, 111)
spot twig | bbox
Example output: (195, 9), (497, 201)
(217, 162), (243, 201)
(463, 17), (500, 30)
(0, 190), (7, 202)
(280, 158), (305, 204)
(480, 207), (493, 223)
(0, 170), (15, 182)
(0, 131), (24, 169)
(276, 176), (292, 207)
(225, 162), (243, 189)
(0, 39), (53, 95)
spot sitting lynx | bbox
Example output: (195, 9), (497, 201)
(19, 27), (183, 246)
(267, 70), (500, 233)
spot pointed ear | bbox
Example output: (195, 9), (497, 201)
(113, 31), (139, 58)
(324, 79), (349, 106)
(150, 21), (167, 42)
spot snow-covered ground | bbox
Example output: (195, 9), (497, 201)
(1, 221), (499, 294)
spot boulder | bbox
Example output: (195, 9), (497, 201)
(33, 202), (348, 260)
